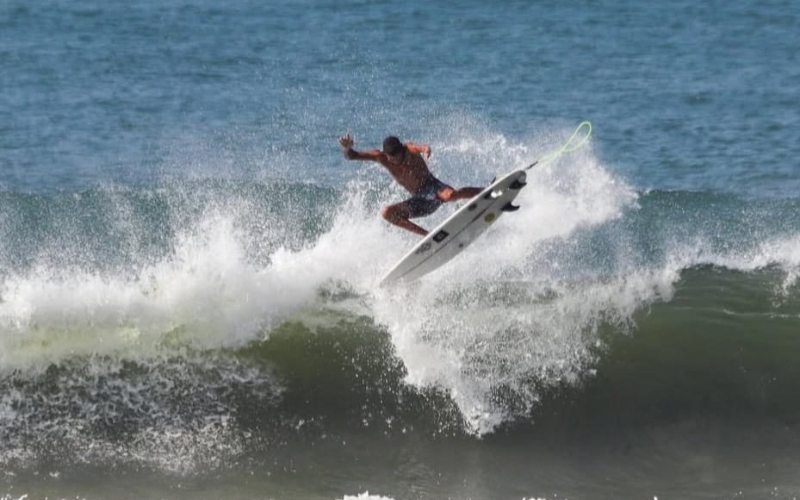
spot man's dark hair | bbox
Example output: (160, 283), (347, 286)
(382, 136), (404, 156)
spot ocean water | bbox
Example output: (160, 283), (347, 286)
(2, 0), (800, 499)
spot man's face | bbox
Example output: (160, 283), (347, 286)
(385, 148), (404, 164)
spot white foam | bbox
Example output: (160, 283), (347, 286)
(368, 125), (651, 435)
(341, 493), (395, 500)
(365, 139), (800, 435)
(0, 168), (422, 373)
(0, 209), (328, 371)
(660, 232), (800, 294)
(727, 234), (800, 292)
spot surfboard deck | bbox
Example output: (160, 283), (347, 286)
(379, 170), (527, 286)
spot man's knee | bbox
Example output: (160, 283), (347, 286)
(382, 205), (404, 222)
(437, 186), (455, 202)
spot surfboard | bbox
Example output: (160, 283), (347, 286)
(379, 170), (527, 286)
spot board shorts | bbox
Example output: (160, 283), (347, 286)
(402, 178), (452, 219)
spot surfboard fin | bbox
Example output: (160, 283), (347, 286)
(510, 180), (527, 190)
(501, 202), (520, 212)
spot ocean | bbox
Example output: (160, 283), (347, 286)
(2, 0), (800, 498)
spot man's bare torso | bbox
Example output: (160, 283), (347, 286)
(379, 150), (438, 195)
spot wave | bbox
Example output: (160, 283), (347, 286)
(2, 139), (800, 471)
(1, 266), (799, 470)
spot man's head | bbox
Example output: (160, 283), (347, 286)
(382, 136), (405, 161)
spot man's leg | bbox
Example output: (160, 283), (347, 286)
(381, 203), (429, 236)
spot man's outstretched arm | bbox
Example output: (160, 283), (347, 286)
(339, 133), (383, 161)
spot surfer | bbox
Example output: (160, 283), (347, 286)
(338, 133), (483, 236)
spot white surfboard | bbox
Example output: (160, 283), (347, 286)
(379, 170), (527, 286)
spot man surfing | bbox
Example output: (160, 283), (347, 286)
(338, 133), (483, 236)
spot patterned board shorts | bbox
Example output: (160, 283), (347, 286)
(401, 179), (451, 219)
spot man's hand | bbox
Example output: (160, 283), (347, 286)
(339, 132), (354, 150)
(406, 142), (431, 159)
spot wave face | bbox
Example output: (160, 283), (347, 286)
(2, 135), (800, 475)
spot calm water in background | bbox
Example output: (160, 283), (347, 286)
(3, 0), (799, 195)
(2, 0), (800, 499)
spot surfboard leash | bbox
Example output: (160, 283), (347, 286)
(525, 121), (592, 170)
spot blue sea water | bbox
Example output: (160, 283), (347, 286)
(2, 0), (800, 499)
